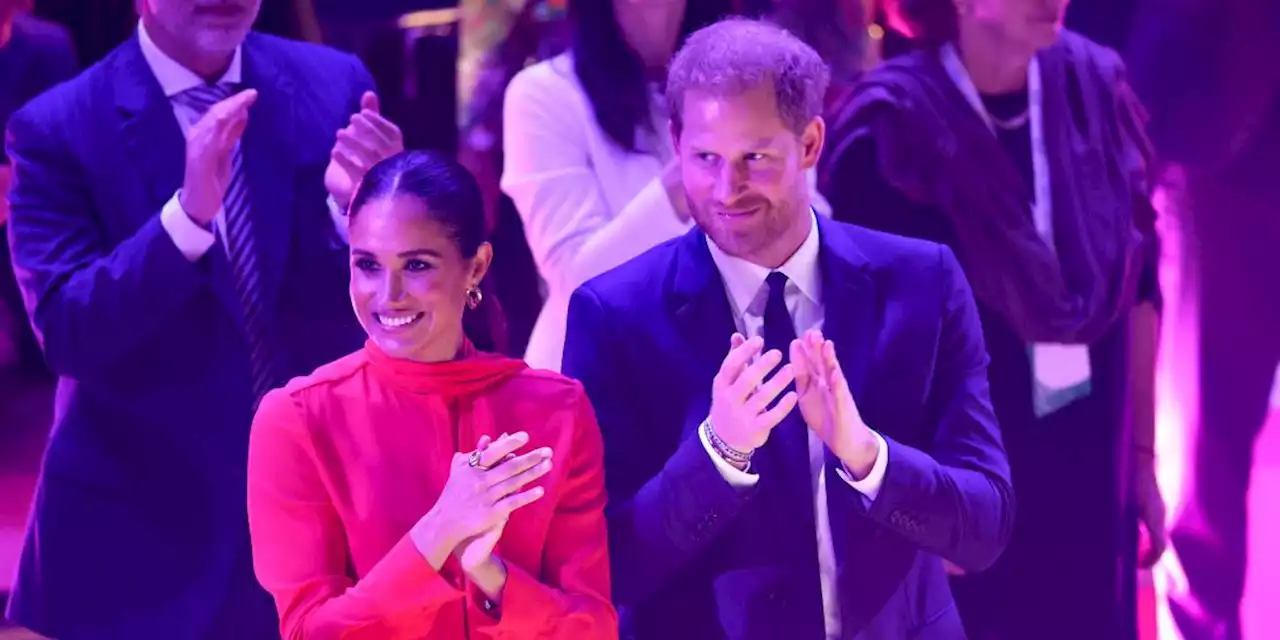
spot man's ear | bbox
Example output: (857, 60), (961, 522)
(800, 116), (826, 170)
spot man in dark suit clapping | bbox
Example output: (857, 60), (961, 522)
(3, 0), (403, 637)
(563, 18), (1012, 640)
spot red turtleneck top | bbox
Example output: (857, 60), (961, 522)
(247, 341), (616, 639)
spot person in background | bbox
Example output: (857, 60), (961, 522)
(564, 17), (1012, 639)
(765, 0), (864, 104)
(500, 0), (736, 372)
(457, 0), (569, 355)
(249, 151), (615, 639)
(766, 0), (913, 107)
(0, 0), (76, 375)
(820, 0), (1165, 637)
(1127, 2), (1280, 638)
(3, 0), (403, 636)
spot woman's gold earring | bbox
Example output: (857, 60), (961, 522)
(465, 287), (483, 310)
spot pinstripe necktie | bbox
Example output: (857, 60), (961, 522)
(174, 83), (279, 403)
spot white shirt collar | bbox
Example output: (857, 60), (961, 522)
(706, 211), (823, 319)
(137, 20), (242, 97)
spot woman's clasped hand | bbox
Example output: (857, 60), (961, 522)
(412, 431), (553, 572)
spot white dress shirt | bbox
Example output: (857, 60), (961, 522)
(501, 53), (831, 372)
(138, 22), (346, 262)
(697, 211), (889, 640)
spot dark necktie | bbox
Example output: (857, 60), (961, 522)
(174, 84), (279, 403)
(762, 272), (798, 396)
(757, 272), (825, 628)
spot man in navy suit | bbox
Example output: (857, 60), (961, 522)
(563, 18), (1013, 640)
(3, 0), (402, 637)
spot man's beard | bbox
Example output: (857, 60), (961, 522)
(695, 197), (799, 262)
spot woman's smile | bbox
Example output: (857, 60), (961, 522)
(374, 311), (425, 331)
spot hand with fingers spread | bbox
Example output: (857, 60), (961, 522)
(178, 89), (259, 227)
(325, 91), (405, 209)
(707, 333), (799, 470)
(410, 431), (552, 568)
(790, 329), (879, 477)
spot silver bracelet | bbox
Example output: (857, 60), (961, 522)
(703, 419), (753, 464)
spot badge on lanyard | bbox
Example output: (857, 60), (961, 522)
(940, 43), (1092, 419)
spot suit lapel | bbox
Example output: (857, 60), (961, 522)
(671, 228), (738, 438)
(818, 216), (877, 407)
(239, 35), (298, 309)
(114, 37), (187, 217)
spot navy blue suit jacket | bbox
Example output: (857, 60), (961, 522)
(3, 33), (369, 639)
(563, 217), (1013, 639)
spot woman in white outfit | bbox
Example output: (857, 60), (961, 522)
(502, 0), (828, 371)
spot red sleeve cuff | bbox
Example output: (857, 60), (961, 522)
(358, 534), (462, 618)
(466, 561), (555, 634)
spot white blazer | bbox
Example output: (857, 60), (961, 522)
(501, 53), (828, 372)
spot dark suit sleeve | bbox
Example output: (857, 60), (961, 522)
(563, 284), (760, 608)
(5, 106), (209, 379)
(855, 246), (1014, 572)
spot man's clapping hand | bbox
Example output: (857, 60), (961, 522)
(790, 330), (879, 477)
(325, 92), (404, 209)
(707, 334), (798, 468)
(179, 89), (258, 227)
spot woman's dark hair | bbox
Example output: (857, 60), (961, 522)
(893, 0), (958, 46)
(569, 0), (736, 153)
(349, 151), (508, 355)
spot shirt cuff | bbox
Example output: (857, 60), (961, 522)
(699, 420), (759, 489)
(326, 194), (349, 244)
(160, 190), (217, 261)
(835, 431), (888, 502)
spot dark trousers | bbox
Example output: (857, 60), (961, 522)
(1162, 164), (1280, 640)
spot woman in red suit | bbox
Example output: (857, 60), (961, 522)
(247, 150), (617, 639)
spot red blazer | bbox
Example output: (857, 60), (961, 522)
(248, 341), (616, 639)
